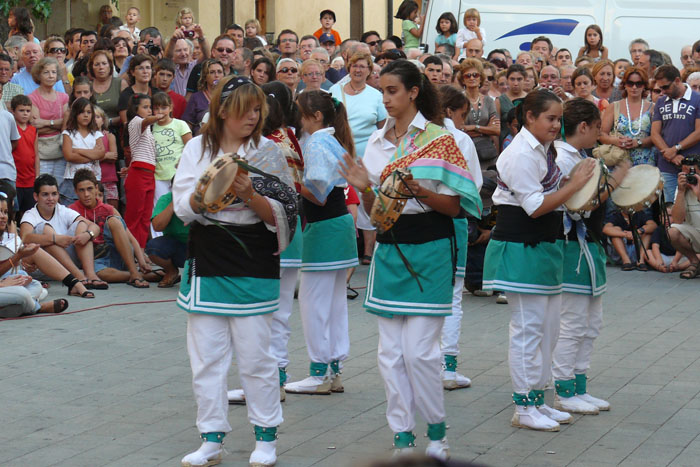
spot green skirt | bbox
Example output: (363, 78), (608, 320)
(364, 238), (453, 317)
(177, 261), (280, 316)
(301, 213), (358, 271)
(482, 239), (564, 295)
(454, 217), (468, 278)
(280, 216), (302, 269)
(562, 239), (607, 296)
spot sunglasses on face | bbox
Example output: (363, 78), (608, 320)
(279, 67), (298, 74)
(659, 83), (672, 91)
(366, 40), (379, 47)
(486, 76), (495, 81)
(48, 47), (67, 54)
(463, 72), (480, 79)
(683, 55), (693, 60)
(216, 47), (233, 54)
(625, 80), (645, 88)
(652, 89), (662, 94)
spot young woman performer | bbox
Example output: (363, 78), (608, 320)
(172, 76), (297, 467)
(284, 90), (358, 395)
(339, 61), (481, 458)
(228, 81), (304, 404)
(552, 98), (628, 414)
(482, 89), (596, 432)
(438, 85), (483, 390)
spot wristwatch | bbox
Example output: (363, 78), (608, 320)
(87, 230), (95, 241)
(675, 143), (683, 151)
(636, 138), (642, 147)
(50, 120), (54, 126)
(475, 124), (480, 131)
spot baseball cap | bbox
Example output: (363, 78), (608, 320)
(319, 33), (335, 45)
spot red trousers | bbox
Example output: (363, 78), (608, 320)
(124, 165), (155, 248)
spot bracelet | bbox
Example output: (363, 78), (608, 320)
(8, 258), (14, 269)
(362, 185), (373, 194)
(244, 192), (256, 204)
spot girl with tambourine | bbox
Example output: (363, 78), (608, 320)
(552, 98), (629, 415)
(339, 61), (481, 459)
(172, 76), (297, 467)
(482, 90), (596, 432)
(283, 90), (358, 395)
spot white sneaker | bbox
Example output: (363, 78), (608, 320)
(472, 289), (493, 297)
(425, 438), (450, 460)
(182, 441), (223, 467)
(228, 389), (246, 405)
(392, 447), (415, 457)
(330, 373), (344, 393)
(511, 406), (560, 431)
(249, 440), (276, 467)
(578, 393), (611, 411)
(283, 375), (331, 394)
(554, 394), (599, 415)
(496, 293), (508, 304)
(442, 371), (471, 390)
(537, 403), (573, 424)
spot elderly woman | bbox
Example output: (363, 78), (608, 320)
(523, 66), (538, 92)
(276, 58), (300, 96)
(182, 58), (224, 135)
(251, 57), (275, 86)
(298, 59), (329, 93)
(28, 57), (70, 185)
(459, 58), (500, 170)
(43, 36), (71, 93)
(592, 59), (622, 103)
(91, 50), (127, 128)
(686, 71), (700, 92)
(599, 66), (654, 166)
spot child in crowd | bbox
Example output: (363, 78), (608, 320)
(124, 94), (162, 248)
(502, 107), (519, 149)
(95, 4), (113, 34)
(646, 206), (691, 272)
(456, 8), (486, 51)
(10, 95), (38, 220)
(69, 76), (94, 106)
(313, 9), (341, 46)
(578, 25), (608, 61)
(435, 12), (460, 60)
(93, 106), (118, 209)
(61, 98), (104, 206)
(119, 7), (141, 37)
(603, 208), (657, 270)
(395, 1), (424, 50)
(154, 59), (186, 119)
(245, 19), (268, 46)
(613, 58), (631, 86)
(175, 7), (195, 31)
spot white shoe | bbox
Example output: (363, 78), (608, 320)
(578, 393), (611, 411)
(442, 371), (471, 390)
(537, 403), (573, 424)
(496, 293), (508, 304)
(392, 447), (415, 457)
(331, 373), (344, 393)
(182, 441), (223, 467)
(283, 375), (331, 394)
(425, 438), (450, 460)
(227, 389), (246, 405)
(554, 394), (599, 415)
(472, 289), (493, 297)
(249, 440), (276, 467)
(511, 406), (560, 431)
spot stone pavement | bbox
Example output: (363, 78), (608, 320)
(2, 265), (700, 467)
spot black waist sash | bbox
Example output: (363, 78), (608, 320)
(492, 205), (563, 246)
(377, 211), (454, 244)
(303, 187), (348, 223)
(188, 221), (279, 279)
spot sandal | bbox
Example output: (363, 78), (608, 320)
(680, 263), (700, 279)
(50, 299), (69, 313)
(347, 286), (359, 300)
(127, 277), (150, 288)
(360, 255), (372, 265)
(621, 263), (635, 271)
(157, 275), (181, 288)
(63, 274), (95, 298)
(637, 263), (648, 271)
(89, 279), (109, 290)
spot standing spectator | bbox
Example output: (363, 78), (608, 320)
(299, 35), (319, 62)
(95, 4), (113, 36)
(460, 58), (500, 170)
(93, 107), (119, 209)
(112, 36), (131, 75)
(298, 59), (332, 92)
(571, 67), (608, 111)
(577, 25), (608, 62)
(119, 7), (141, 38)
(497, 64), (528, 145)
(153, 59), (186, 119)
(592, 59), (622, 102)
(0, 104), (20, 190)
(10, 95), (37, 218)
(361, 31), (382, 57)
(77, 31), (99, 61)
(434, 13), (460, 60)
(231, 47), (253, 77)
(629, 38), (649, 66)
(555, 48), (573, 68)
(423, 56), (443, 84)
(164, 26), (209, 96)
(319, 33), (337, 58)
(464, 39), (484, 59)
(90, 50), (127, 128)
(12, 42), (66, 94)
(276, 58), (300, 96)
(43, 36), (71, 93)
(28, 57), (70, 185)
(277, 30), (299, 60)
(651, 65), (700, 202)
(185, 35), (235, 98)
(681, 45), (695, 73)
(118, 54), (155, 125)
(182, 58), (223, 135)
(251, 57), (275, 86)
(456, 8), (485, 51)
(64, 28), (84, 71)
(639, 49), (663, 79)
(395, 0), (424, 50)
(244, 19), (268, 46)
(7, 7), (37, 43)
(0, 54), (23, 111)
(531, 36), (554, 64)
(313, 9), (341, 46)
(224, 23), (245, 48)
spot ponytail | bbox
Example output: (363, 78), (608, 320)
(332, 101), (356, 158)
(297, 90), (356, 157)
(381, 60), (443, 125)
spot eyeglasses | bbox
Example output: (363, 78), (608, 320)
(351, 64), (369, 70)
(486, 75), (495, 81)
(279, 67), (298, 74)
(652, 89), (662, 94)
(280, 38), (297, 44)
(683, 55), (693, 60)
(625, 80), (645, 88)
(303, 71), (323, 78)
(48, 47), (67, 54)
(216, 47), (234, 54)
(463, 72), (480, 79)
(365, 40), (379, 47)
(659, 83), (672, 91)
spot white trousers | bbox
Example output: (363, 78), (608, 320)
(298, 269), (350, 364)
(378, 315), (445, 433)
(552, 293), (603, 380)
(269, 267), (299, 368)
(508, 292), (561, 394)
(441, 276), (465, 356)
(150, 180), (172, 239)
(187, 313), (283, 433)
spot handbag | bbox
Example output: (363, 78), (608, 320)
(37, 133), (63, 161)
(473, 136), (499, 162)
(592, 101), (630, 166)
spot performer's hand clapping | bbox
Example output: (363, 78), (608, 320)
(338, 153), (370, 191)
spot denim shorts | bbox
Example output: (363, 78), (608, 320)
(93, 216), (127, 273)
(145, 236), (186, 268)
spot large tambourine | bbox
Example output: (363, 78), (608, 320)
(193, 153), (249, 213)
(611, 165), (664, 213)
(0, 245), (13, 262)
(564, 158), (608, 214)
(370, 169), (414, 234)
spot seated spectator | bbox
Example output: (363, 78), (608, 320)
(669, 160), (700, 278)
(646, 205), (691, 272)
(69, 169), (155, 287)
(603, 208), (657, 270)
(19, 174), (108, 290)
(146, 189), (187, 288)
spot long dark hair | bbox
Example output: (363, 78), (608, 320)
(435, 12), (458, 35)
(296, 90), (356, 158)
(438, 84), (468, 117)
(261, 81), (300, 137)
(381, 60), (443, 125)
(516, 89), (562, 130)
(10, 7), (33, 37)
(65, 97), (98, 133)
(395, 0), (418, 20)
(562, 98), (600, 138)
(124, 93), (151, 147)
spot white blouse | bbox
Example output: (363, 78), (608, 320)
(444, 118), (483, 191)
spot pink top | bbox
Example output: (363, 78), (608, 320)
(28, 90), (69, 137)
(99, 133), (118, 183)
(128, 116), (157, 169)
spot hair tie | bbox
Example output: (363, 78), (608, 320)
(560, 115), (566, 142)
(331, 97), (342, 110)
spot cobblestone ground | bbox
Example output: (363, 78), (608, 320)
(2, 266), (700, 467)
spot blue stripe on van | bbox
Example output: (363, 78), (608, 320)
(496, 18), (579, 40)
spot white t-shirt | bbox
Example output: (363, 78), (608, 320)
(62, 129), (103, 180)
(21, 204), (81, 236)
(456, 26), (487, 49)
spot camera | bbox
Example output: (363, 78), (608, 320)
(687, 167), (698, 185)
(682, 155), (700, 185)
(145, 39), (161, 56)
(183, 30), (195, 39)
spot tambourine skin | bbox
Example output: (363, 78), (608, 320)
(564, 159), (608, 214)
(611, 165), (664, 213)
(193, 154), (248, 213)
(370, 169), (413, 234)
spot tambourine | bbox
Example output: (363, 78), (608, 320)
(565, 158), (608, 214)
(193, 153), (249, 213)
(0, 245), (13, 262)
(611, 165), (664, 213)
(370, 169), (414, 234)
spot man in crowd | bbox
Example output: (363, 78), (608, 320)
(681, 45), (695, 73)
(277, 29), (299, 61)
(639, 49), (663, 79)
(464, 39), (483, 58)
(560, 64), (576, 95)
(423, 55), (443, 84)
(539, 64), (570, 100)
(299, 35), (319, 62)
(165, 25), (209, 96)
(554, 48), (573, 67)
(232, 47), (253, 77)
(153, 59), (186, 118)
(225, 24), (245, 48)
(629, 38), (649, 66)
(138, 27), (163, 59)
(11, 42), (65, 94)
(669, 158), (700, 278)
(320, 33), (337, 57)
(361, 31), (382, 57)
(531, 36), (553, 64)
(0, 54), (23, 110)
(185, 34), (236, 98)
(64, 27), (84, 70)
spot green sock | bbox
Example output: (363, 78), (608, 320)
(444, 355), (457, 372)
(393, 431), (416, 448)
(555, 379), (576, 398)
(427, 422), (446, 441)
(575, 373), (587, 395)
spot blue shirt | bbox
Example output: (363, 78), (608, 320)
(329, 83), (387, 158)
(10, 68), (65, 94)
(652, 84), (700, 174)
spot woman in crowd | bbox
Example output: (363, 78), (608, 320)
(43, 36), (71, 93)
(339, 60), (481, 459)
(591, 59), (621, 103)
(91, 50), (127, 128)
(251, 57), (276, 86)
(496, 64), (528, 146)
(29, 57), (70, 185)
(572, 67), (608, 112)
(173, 76), (295, 467)
(524, 66), (538, 93)
(118, 54), (155, 126)
(182, 58), (223, 136)
(299, 59), (326, 93)
(460, 58), (500, 170)
(112, 36), (132, 75)
(276, 58), (300, 97)
(482, 89), (595, 432)
(481, 62), (500, 99)
(599, 67), (655, 166)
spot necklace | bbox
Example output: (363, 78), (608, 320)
(625, 98), (644, 136)
(391, 126), (408, 144)
(348, 81), (365, 95)
(469, 94), (482, 124)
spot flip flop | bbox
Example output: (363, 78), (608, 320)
(621, 263), (635, 271)
(127, 278), (150, 288)
(360, 255), (372, 265)
(90, 279), (109, 290)
(157, 275), (181, 288)
(51, 298), (69, 313)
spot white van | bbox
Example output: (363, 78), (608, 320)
(421, 0), (700, 67)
